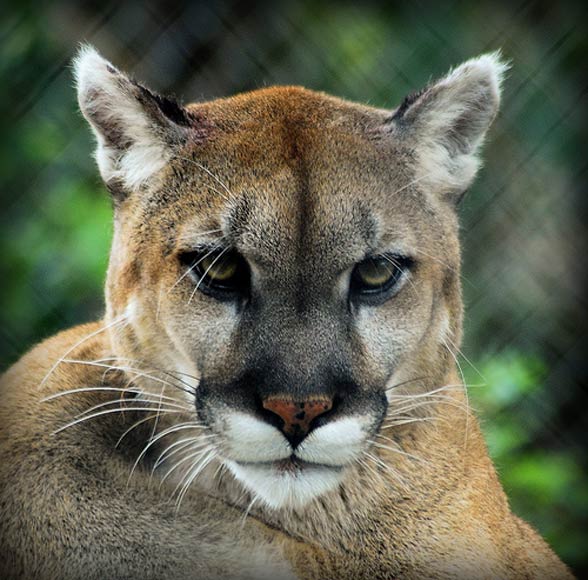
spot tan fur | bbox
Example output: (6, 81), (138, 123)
(0, 48), (572, 579)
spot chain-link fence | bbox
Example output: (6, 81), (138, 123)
(1, 0), (587, 574)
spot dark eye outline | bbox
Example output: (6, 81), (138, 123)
(178, 246), (250, 300)
(350, 253), (414, 305)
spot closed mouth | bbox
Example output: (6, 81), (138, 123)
(236, 456), (344, 473)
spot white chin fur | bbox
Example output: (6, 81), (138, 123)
(223, 412), (291, 463)
(295, 416), (368, 466)
(225, 460), (344, 510)
(220, 412), (369, 508)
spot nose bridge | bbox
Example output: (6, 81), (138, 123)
(263, 306), (339, 393)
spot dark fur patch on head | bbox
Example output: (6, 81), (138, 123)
(389, 86), (429, 121)
(133, 82), (194, 127)
(150, 91), (194, 127)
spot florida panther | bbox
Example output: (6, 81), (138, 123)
(0, 47), (572, 579)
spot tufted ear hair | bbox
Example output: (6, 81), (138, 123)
(388, 52), (509, 203)
(74, 45), (195, 199)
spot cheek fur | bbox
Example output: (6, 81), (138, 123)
(353, 283), (435, 374)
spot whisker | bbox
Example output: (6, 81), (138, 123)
(175, 155), (235, 201)
(240, 496), (259, 530)
(92, 357), (200, 399)
(188, 246), (230, 304)
(151, 437), (203, 474)
(355, 456), (381, 481)
(389, 171), (438, 197)
(107, 356), (201, 384)
(444, 336), (486, 381)
(386, 398), (470, 417)
(364, 450), (409, 490)
(442, 339), (472, 464)
(128, 422), (204, 484)
(381, 416), (436, 428)
(38, 315), (127, 390)
(174, 448), (217, 513)
(382, 255), (419, 298)
(116, 413), (163, 448)
(387, 383), (484, 400)
(168, 245), (220, 293)
(160, 439), (216, 485)
(41, 385), (180, 405)
(150, 380), (170, 448)
(413, 248), (462, 277)
(370, 436), (429, 464)
(385, 375), (430, 393)
(71, 397), (190, 421)
(62, 358), (197, 397)
(53, 407), (185, 435)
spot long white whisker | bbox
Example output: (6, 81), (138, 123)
(188, 246), (230, 304)
(151, 437), (203, 474)
(38, 315), (127, 390)
(150, 379), (170, 447)
(387, 383), (484, 400)
(381, 417), (436, 428)
(364, 451), (409, 490)
(370, 438), (428, 464)
(41, 386), (171, 404)
(160, 440), (216, 485)
(390, 171), (438, 197)
(116, 414), (162, 448)
(355, 456), (382, 482)
(53, 407), (185, 435)
(387, 397), (470, 417)
(169, 447), (211, 501)
(442, 339), (472, 465)
(382, 255), (419, 298)
(105, 356), (201, 384)
(128, 422), (204, 484)
(240, 496), (259, 530)
(72, 397), (190, 420)
(168, 245), (219, 293)
(444, 335), (486, 381)
(88, 356), (200, 396)
(62, 358), (196, 397)
(174, 448), (217, 513)
(175, 156), (235, 201)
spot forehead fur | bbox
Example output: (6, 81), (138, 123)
(191, 85), (387, 132)
(132, 86), (437, 272)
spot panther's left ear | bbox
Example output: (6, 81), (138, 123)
(74, 45), (196, 199)
(388, 52), (509, 203)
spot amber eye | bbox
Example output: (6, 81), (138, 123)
(355, 258), (396, 287)
(351, 254), (413, 302)
(180, 247), (249, 299)
(199, 252), (238, 282)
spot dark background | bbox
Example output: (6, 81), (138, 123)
(1, 0), (587, 574)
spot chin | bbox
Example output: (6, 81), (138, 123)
(225, 458), (346, 510)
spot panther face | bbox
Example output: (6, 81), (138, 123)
(75, 47), (505, 509)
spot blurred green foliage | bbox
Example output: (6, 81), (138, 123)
(467, 354), (588, 567)
(1, 0), (586, 575)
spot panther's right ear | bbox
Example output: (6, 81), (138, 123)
(74, 45), (196, 198)
(387, 52), (509, 203)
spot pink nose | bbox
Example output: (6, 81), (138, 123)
(262, 397), (333, 438)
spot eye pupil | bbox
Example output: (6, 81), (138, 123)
(356, 259), (396, 287)
(351, 254), (412, 301)
(180, 247), (248, 298)
(200, 254), (238, 281)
